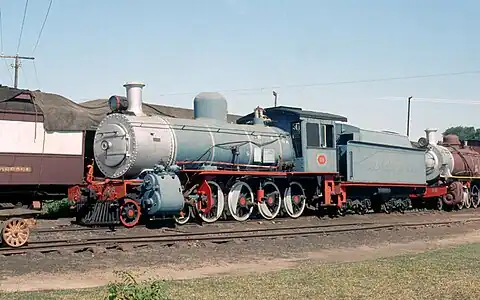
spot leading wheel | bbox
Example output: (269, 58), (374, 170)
(119, 199), (141, 228)
(2, 218), (30, 248)
(174, 204), (192, 225)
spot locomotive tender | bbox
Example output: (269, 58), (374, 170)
(70, 81), (475, 228)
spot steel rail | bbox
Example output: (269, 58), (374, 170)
(32, 220), (378, 234)
(2, 218), (480, 256)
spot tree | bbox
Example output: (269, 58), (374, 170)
(443, 126), (480, 140)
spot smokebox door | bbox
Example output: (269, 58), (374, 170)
(95, 123), (129, 167)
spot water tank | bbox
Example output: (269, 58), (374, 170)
(193, 92), (228, 122)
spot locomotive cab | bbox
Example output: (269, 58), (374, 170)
(237, 106), (347, 173)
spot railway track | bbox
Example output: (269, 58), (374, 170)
(3, 217), (480, 256)
(32, 209), (480, 234)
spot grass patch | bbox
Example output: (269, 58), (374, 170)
(3, 243), (480, 300)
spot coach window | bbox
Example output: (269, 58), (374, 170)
(306, 122), (320, 148)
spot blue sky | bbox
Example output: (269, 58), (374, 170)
(1, 0), (479, 140)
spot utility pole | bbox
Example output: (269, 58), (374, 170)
(273, 90), (278, 107)
(0, 54), (35, 88)
(406, 96), (413, 137)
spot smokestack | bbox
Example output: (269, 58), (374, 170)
(425, 128), (438, 145)
(124, 81), (145, 116)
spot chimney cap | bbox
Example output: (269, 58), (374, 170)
(123, 82), (145, 88)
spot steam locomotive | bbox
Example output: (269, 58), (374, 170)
(421, 130), (480, 209)
(69, 81), (480, 228)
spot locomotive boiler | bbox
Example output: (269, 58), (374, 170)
(94, 83), (295, 179)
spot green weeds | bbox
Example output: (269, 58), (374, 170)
(107, 271), (171, 300)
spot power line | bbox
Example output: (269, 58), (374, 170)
(377, 96), (480, 105)
(19, 63), (28, 86)
(16, 0), (29, 54)
(0, 8), (13, 84)
(32, 60), (40, 88)
(32, 0), (52, 54)
(1, 0), (36, 88)
(158, 70), (480, 97)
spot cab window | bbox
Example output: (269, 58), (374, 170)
(324, 124), (334, 148)
(306, 122), (320, 148)
(291, 122), (303, 157)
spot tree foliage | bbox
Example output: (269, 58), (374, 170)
(443, 126), (480, 141)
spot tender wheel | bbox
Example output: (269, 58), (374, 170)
(119, 199), (141, 228)
(283, 181), (306, 218)
(471, 186), (479, 209)
(227, 181), (254, 222)
(2, 218), (30, 248)
(257, 181), (282, 220)
(198, 181), (225, 223)
(381, 201), (392, 214)
(174, 204), (192, 225)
